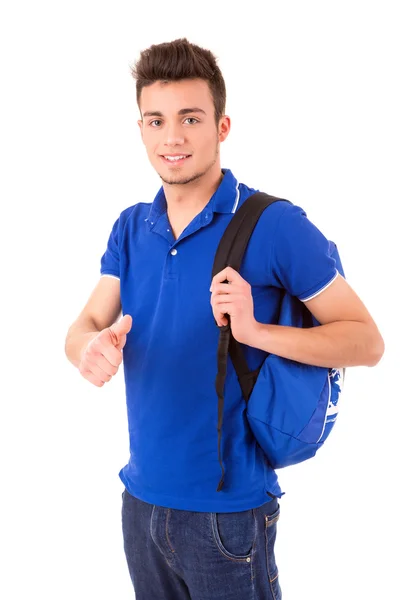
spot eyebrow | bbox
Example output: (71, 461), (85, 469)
(142, 107), (207, 118)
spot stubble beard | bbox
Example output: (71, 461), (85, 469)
(158, 139), (220, 186)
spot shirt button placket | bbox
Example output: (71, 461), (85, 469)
(167, 247), (178, 278)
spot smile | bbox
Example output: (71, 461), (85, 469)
(161, 155), (191, 166)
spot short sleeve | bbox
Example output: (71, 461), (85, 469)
(271, 203), (342, 301)
(100, 217), (120, 278)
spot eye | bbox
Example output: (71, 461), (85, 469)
(148, 117), (199, 127)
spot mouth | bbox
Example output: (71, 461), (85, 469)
(160, 154), (192, 166)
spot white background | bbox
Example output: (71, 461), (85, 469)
(1, 1), (399, 598)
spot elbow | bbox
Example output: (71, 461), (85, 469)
(367, 333), (385, 367)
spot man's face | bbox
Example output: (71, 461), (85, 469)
(138, 78), (230, 186)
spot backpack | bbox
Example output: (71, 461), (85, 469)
(212, 192), (345, 492)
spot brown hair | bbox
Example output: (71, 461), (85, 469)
(131, 38), (226, 128)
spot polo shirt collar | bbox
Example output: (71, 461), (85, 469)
(146, 168), (241, 226)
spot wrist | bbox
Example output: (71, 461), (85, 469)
(243, 319), (263, 347)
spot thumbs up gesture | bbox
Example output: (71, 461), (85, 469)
(79, 314), (132, 387)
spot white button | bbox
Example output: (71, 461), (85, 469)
(171, 249), (178, 256)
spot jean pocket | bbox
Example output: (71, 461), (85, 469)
(211, 508), (256, 561)
(264, 504), (282, 599)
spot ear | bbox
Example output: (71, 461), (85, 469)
(218, 115), (231, 143)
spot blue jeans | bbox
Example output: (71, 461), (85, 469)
(121, 488), (282, 599)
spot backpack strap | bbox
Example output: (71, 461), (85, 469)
(211, 191), (291, 491)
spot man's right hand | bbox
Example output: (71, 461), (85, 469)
(78, 314), (133, 387)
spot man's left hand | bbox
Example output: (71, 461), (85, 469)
(210, 266), (259, 345)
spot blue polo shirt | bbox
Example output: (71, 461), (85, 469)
(100, 168), (340, 512)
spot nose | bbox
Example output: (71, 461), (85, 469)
(164, 123), (185, 147)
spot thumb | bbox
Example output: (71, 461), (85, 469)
(110, 314), (133, 343)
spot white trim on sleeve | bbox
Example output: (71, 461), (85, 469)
(100, 274), (120, 280)
(300, 269), (339, 302)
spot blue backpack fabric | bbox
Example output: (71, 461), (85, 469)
(212, 192), (345, 492)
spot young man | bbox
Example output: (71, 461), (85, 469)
(65, 38), (384, 600)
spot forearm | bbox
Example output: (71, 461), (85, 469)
(246, 320), (384, 368)
(65, 319), (101, 368)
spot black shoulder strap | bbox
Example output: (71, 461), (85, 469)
(212, 191), (291, 491)
(212, 192), (287, 275)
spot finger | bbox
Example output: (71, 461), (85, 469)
(211, 266), (241, 288)
(115, 334), (127, 352)
(84, 360), (113, 383)
(111, 314), (133, 339)
(211, 295), (235, 322)
(79, 368), (105, 387)
(211, 283), (241, 296)
(214, 310), (229, 326)
(214, 302), (233, 314)
(86, 353), (119, 377)
(211, 299), (231, 325)
(212, 293), (239, 304)
(211, 306), (229, 326)
(91, 336), (123, 367)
